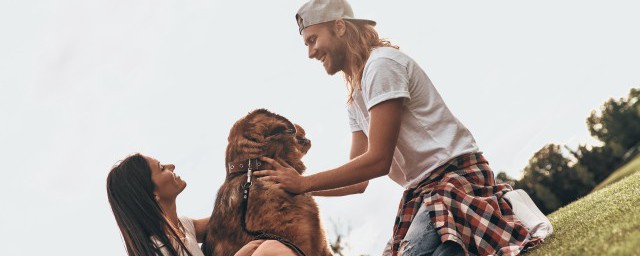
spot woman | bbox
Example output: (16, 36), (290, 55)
(256, 0), (540, 255)
(106, 153), (295, 256)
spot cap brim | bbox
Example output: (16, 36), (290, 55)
(347, 18), (376, 27)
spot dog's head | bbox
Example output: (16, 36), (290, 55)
(225, 109), (310, 177)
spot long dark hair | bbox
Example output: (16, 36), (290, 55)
(107, 153), (192, 256)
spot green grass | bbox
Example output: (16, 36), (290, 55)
(528, 171), (640, 256)
(593, 155), (640, 191)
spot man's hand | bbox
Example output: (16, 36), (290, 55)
(254, 157), (310, 194)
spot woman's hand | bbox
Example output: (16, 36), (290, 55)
(254, 157), (310, 194)
(234, 240), (264, 256)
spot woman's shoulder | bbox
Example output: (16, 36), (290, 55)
(178, 216), (193, 224)
(178, 216), (205, 256)
(178, 216), (196, 236)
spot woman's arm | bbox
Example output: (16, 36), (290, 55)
(256, 98), (402, 194)
(193, 217), (209, 243)
(311, 131), (369, 196)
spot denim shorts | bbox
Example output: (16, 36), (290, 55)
(383, 204), (465, 256)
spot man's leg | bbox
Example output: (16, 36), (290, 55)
(398, 204), (466, 256)
(432, 241), (465, 256)
(398, 204), (441, 256)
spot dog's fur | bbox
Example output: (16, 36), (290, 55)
(201, 109), (333, 256)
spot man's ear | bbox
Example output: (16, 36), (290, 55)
(334, 19), (346, 37)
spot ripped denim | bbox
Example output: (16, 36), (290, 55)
(383, 204), (465, 256)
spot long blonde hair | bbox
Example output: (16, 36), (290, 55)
(332, 19), (399, 103)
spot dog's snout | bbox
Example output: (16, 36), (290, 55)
(297, 137), (309, 145)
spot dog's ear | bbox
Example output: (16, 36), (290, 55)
(293, 124), (305, 136)
(226, 113), (270, 163)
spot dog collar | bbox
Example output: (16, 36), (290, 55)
(226, 158), (267, 180)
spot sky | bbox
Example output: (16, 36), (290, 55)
(1, 1), (639, 255)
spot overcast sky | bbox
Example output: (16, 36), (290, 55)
(1, 1), (639, 255)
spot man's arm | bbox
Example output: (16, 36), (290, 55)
(256, 98), (402, 194)
(311, 131), (369, 196)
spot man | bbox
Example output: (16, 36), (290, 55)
(257, 0), (540, 255)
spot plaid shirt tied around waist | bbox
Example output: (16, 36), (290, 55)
(391, 153), (541, 256)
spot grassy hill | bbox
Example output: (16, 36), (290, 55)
(528, 156), (640, 256)
(593, 154), (640, 191)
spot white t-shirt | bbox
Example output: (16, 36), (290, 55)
(347, 47), (479, 188)
(153, 216), (204, 256)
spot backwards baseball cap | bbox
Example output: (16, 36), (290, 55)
(295, 0), (376, 34)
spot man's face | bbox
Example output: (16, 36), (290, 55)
(302, 23), (347, 75)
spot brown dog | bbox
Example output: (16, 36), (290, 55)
(201, 109), (333, 256)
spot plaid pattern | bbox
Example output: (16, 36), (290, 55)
(391, 153), (541, 256)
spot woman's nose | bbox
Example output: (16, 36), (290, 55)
(167, 164), (176, 171)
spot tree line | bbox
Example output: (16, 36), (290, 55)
(496, 87), (640, 214)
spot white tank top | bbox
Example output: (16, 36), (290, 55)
(152, 216), (204, 256)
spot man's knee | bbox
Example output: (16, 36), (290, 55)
(432, 241), (465, 256)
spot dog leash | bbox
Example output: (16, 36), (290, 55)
(237, 158), (308, 256)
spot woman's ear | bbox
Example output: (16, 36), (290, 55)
(334, 19), (346, 37)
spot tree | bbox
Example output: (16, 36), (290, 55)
(328, 219), (351, 256)
(509, 87), (640, 214)
(521, 144), (570, 188)
(587, 87), (640, 156)
(568, 144), (621, 184)
(514, 144), (594, 213)
(495, 171), (516, 187)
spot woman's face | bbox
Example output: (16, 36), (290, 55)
(143, 155), (187, 202)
